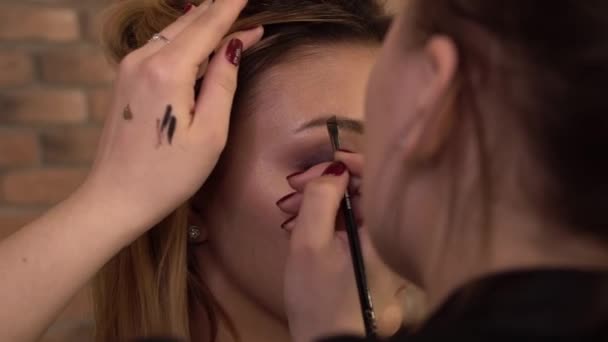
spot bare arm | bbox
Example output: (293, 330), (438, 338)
(0, 0), (263, 340)
(0, 184), (142, 341)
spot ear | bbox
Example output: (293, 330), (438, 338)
(188, 204), (209, 244)
(414, 35), (459, 161)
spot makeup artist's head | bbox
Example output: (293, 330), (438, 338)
(93, 1), (417, 341)
(364, 0), (608, 300)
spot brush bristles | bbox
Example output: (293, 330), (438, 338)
(326, 115), (340, 151)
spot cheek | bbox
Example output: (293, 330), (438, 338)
(207, 160), (293, 316)
(221, 164), (289, 254)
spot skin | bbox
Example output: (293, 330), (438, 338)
(0, 1), (411, 341)
(364, 7), (608, 308)
(0, 1), (262, 340)
(284, 4), (608, 342)
(190, 44), (408, 342)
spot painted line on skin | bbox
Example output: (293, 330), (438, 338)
(168, 116), (177, 145)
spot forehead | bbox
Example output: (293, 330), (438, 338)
(240, 44), (378, 133)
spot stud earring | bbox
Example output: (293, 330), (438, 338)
(188, 225), (202, 242)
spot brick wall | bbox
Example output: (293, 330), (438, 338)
(0, 0), (112, 340)
(0, 0), (402, 341)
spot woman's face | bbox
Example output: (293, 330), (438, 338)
(195, 44), (406, 323)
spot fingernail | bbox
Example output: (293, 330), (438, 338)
(322, 162), (347, 176)
(281, 216), (297, 232)
(226, 38), (244, 66)
(276, 192), (296, 207)
(183, 2), (193, 13)
(337, 149), (354, 153)
(286, 170), (304, 180)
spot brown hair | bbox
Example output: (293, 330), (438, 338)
(407, 0), (608, 242)
(93, 1), (389, 341)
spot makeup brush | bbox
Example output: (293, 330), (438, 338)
(327, 116), (377, 338)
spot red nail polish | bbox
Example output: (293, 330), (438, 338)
(276, 192), (296, 206)
(183, 2), (193, 13)
(281, 216), (297, 231)
(287, 170), (304, 180)
(322, 162), (347, 176)
(338, 149), (354, 153)
(226, 39), (243, 66)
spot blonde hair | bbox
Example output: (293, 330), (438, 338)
(93, 1), (389, 341)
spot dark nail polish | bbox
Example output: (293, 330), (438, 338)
(276, 192), (296, 206)
(226, 39), (243, 66)
(281, 216), (297, 231)
(286, 171), (304, 180)
(183, 2), (193, 13)
(322, 162), (347, 176)
(338, 149), (354, 153)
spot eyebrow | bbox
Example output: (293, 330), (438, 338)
(295, 116), (364, 134)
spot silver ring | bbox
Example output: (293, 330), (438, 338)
(149, 33), (171, 44)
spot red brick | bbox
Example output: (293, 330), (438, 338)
(2, 168), (88, 205)
(0, 89), (87, 124)
(0, 51), (35, 87)
(27, 0), (111, 8)
(0, 4), (79, 42)
(0, 130), (40, 167)
(41, 127), (101, 164)
(40, 48), (116, 85)
(85, 9), (105, 43)
(0, 208), (42, 240)
(89, 88), (113, 122)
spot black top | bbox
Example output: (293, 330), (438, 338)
(323, 269), (608, 342)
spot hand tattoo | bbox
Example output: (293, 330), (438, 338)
(156, 105), (178, 147)
(123, 105), (134, 120)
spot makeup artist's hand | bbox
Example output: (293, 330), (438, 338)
(282, 153), (408, 342)
(84, 0), (264, 233)
(279, 152), (364, 229)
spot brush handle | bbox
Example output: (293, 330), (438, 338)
(341, 192), (377, 338)
(327, 116), (376, 337)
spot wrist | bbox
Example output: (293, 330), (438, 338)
(73, 175), (156, 240)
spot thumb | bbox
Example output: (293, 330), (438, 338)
(290, 162), (350, 252)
